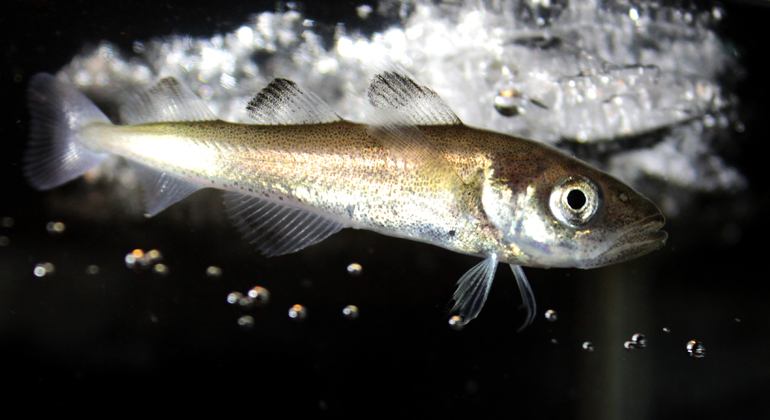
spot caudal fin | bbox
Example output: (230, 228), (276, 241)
(24, 73), (111, 190)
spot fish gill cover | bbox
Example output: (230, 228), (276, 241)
(54, 0), (743, 217)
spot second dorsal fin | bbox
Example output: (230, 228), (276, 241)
(246, 78), (341, 125)
(121, 77), (218, 125)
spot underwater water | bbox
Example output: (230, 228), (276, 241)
(1, 0), (768, 417)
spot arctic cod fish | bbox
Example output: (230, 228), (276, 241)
(25, 71), (667, 329)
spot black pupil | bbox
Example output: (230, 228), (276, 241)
(567, 189), (587, 210)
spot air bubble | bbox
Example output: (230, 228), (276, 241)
(346, 263), (363, 276)
(545, 309), (558, 321)
(86, 265), (100, 275)
(687, 340), (705, 359)
(663, 327), (671, 333)
(624, 341), (635, 351)
(288, 304), (307, 321)
(227, 292), (244, 304)
(153, 263), (169, 276)
(582, 341), (595, 352)
(342, 305), (359, 320)
(238, 296), (254, 308)
(238, 315), (255, 330)
(1, 217), (14, 228)
(448, 315), (464, 331)
(494, 89), (525, 117)
(0, 236), (8, 246)
(631, 333), (647, 348)
(125, 249), (163, 270)
(206, 266), (223, 278)
(33, 262), (55, 277)
(247, 286), (270, 306)
(46, 221), (66, 235)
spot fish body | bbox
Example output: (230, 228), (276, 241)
(25, 72), (667, 328)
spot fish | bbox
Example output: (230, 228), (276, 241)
(24, 71), (667, 329)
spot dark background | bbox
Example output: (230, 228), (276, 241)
(1, 0), (768, 417)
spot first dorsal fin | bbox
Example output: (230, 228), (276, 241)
(367, 72), (462, 126)
(246, 78), (341, 125)
(120, 77), (218, 125)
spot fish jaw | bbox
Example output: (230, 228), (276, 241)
(574, 213), (667, 269)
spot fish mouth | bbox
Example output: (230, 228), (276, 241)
(580, 213), (667, 268)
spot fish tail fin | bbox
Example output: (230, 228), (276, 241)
(24, 73), (111, 190)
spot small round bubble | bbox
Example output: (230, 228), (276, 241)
(1, 217), (14, 228)
(631, 333), (647, 348)
(86, 265), (100, 275)
(288, 304), (307, 321)
(346, 263), (363, 276)
(206, 266), (223, 278)
(448, 315), (465, 331)
(663, 327), (671, 333)
(227, 292), (244, 304)
(545, 309), (558, 322)
(687, 340), (706, 359)
(494, 89), (524, 117)
(247, 286), (270, 306)
(582, 341), (595, 352)
(153, 263), (169, 276)
(146, 249), (163, 263)
(624, 341), (635, 351)
(237, 315), (255, 330)
(238, 296), (254, 308)
(0, 236), (8, 246)
(342, 305), (359, 320)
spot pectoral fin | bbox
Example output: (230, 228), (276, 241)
(449, 255), (498, 325)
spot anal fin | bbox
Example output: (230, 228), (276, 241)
(224, 192), (344, 257)
(130, 162), (204, 216)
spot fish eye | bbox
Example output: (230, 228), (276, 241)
(549, 175), (601, 227)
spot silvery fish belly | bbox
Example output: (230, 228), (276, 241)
(25, 71), (667, 330)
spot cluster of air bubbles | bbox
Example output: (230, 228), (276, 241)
(33, 262), (55, 277)
(288, 304), (308, 321)
(46, 221), (66, 235)
(624, 333), (647, 351)
(448, 315), (464, 331)
(346, 262), (363, 277)
(545, 309), (558, 322)
(687, 340), (706, 359)
(582, 341), (595, 352)
(86, 265), (100, 275)
(205, 266), (223, 278)
(342, 305), (359, 320)
(124, 249), (164, 274)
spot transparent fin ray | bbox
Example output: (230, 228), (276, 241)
(120, 77), (217, 124)
(130, 162), (204, 216)
(449, 255), (498, 324)
(367, 71), (461, 126)
(246, 78), (341, 125)
(511, 264), (537, 332)
(24, 73), (110, 190)
(223, 192), (344, 257)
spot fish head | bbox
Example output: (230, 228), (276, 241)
(481, 143), (667, 269)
